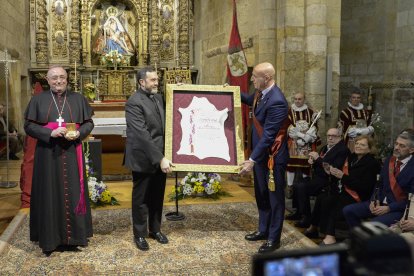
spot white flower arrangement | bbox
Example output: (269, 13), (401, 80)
(83, 141), (119, 207)
(170, 172), (228, 200)
(100, 50), (130, 66)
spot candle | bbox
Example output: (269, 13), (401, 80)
(74, 61), (77, 90)
(96, 69), (100, 101)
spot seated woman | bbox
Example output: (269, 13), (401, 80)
(304, 135), (381, 245)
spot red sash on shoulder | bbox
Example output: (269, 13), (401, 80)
(44, 122), (86, 215)
(342, 158), (361, 202)
(252, 108), (289, 170)
(388, 156), (407, 202)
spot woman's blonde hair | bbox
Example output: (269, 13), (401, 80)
(355, 135), (376, 154)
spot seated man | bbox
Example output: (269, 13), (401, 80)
(0, 102), (22, 160)
(343, 129), (414, 227)
(290, 127), (349, 228)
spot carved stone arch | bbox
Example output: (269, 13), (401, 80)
(81, 0), (148, 67)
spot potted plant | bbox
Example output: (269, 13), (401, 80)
(83, 83), (96, 102)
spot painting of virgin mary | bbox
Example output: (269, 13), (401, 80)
(102, 16), (135, 55)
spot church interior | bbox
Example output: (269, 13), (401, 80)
(0, 0), (414, 274)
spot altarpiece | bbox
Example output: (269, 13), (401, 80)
(29, 0), (194, 101)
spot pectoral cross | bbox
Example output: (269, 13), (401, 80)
(56, 116), (64, 127)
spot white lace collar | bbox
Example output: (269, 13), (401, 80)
(292, 103), (308, 112)
(347, 102), (364, 111)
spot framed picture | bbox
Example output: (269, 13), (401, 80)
(165, 84), (244, 173)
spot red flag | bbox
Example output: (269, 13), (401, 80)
(227, 0), (249, 157)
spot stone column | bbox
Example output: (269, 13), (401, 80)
(276, 0), (306, 96)
(276, 0), (341, 134)
(304, 0), (329, 130)
(258, 0), (277, 64)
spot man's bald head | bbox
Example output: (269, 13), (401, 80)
(251, 62), (276, 91)
(255, 62), (275, 79)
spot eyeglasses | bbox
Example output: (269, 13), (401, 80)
(327, 134), (340, 138)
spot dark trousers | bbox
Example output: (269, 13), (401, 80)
(312, 192), (357, 236)
(343, 200), (404, 228)
(254, 162), (286, 242)
(132, 170), (166, 238)
(295, 176), (326, 217)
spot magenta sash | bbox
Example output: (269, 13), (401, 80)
(44, 122), (86, 215)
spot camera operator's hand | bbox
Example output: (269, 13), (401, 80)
(400, 218), (414, 232)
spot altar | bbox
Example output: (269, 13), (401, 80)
(90, 102), (126, 153)
(29, 0), (193, 88)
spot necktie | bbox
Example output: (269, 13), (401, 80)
(254, 91), (263, 110)
(394, 160), (402, 177)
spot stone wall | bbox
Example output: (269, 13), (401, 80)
(194, 0), (341, 136)
(340, 0), (414, 144)
(0, 0), (31, 132)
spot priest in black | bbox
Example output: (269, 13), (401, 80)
(24, 66), (94, 255)
(123, 67), (173, 251)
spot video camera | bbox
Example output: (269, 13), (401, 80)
(252, 222), (413, 276)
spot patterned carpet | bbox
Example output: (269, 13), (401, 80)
(0, 202), (315, 275)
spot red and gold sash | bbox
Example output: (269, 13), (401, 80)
(252, 104), (289, 170)
(342, 158), (361, 202)
(388, 156), (407, 202)
(252, 93), (289, 191)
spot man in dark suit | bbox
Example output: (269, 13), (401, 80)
(290, 128), (350, 228)
(239, 62), (289, 253)
(123, 67), (173, 251)
(343, 129), (414, 227)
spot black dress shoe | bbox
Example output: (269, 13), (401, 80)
(258, 240), (280, 253)
(304, 229), (319, 239)
(42, 250), (53, 257)
(245, 231), (268, 241)
(285, 212), (301, 220)
(294, 217), (311, 228)
(149, 232), (169, 244)
(134, 236), (149, 251)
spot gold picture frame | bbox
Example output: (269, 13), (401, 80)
(165, 84), (244, 173)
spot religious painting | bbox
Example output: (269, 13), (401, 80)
(91, 3), (137, 66)
(165, 84), (244, 173)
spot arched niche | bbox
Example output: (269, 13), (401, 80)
(82, 0), (148, 67)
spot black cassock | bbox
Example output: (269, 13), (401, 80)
(24, 90), (94, 251)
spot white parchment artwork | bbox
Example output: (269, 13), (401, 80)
(177, 96), (230, 161)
